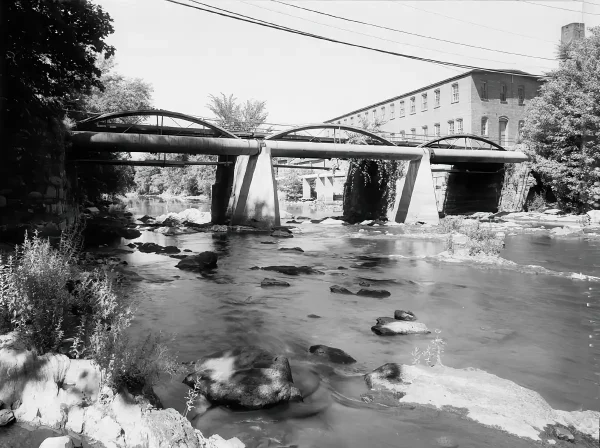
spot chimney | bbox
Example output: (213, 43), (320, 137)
(561, 23), (585, 46)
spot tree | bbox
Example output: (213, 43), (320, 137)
(2, 0), (115, 204)
(342, 116), (404, 223)
(67, 57), (155, 201)
(523, 26), (600, 212)
(206, 93), (269, 132)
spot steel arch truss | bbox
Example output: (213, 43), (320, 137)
(74, 109), (240, 139)
(266, 123), (396, 146)
(419, 134), (505, 151)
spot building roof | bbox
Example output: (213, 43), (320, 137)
(325, 69), (540, 123)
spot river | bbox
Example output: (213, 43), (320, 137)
(36, 198), (600, 448)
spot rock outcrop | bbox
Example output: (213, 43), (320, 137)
(183, 346), (302, 410)
(0, 332), (209, 448)
(364, 362), (600, 443)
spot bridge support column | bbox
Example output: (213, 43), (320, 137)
(302, 177), (311, 200)
(228, 144), (280, 228)
(393, 149), (440, 225)
(211, 155), (236, 224)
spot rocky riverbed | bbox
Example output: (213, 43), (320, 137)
(1, 200), (599, 448)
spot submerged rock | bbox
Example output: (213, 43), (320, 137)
(261, 278), (291, 287)
(356, 289), (391, 298)
(307, 314), (321, 319)
(137, 242), (163, 253)
(176, 252), (218, 271)
(162, 245), (181, 254)
(330, 285), (354, 295)
(553, 426), (574, 442)
(255, 266), (324, 276)
(271, 230), (294, 238)
(278, 247), (304, 252)
(260, 241), (276, 245)
(394, 310), (417, 321)
(371, 321), (430, 335)
(182, 346), (302, 410)
(309, 345), (356, 364)
(365, 363), (405, 390)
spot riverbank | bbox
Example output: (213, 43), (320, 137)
(2, 199), (598, 447)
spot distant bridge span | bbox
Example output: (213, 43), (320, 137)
(69, 109), (529, 226)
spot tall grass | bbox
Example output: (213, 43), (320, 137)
(0, 228), (180, 393)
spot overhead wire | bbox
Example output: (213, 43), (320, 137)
(240, 1), (512, 68)
(272, 0), (555, 61)
(164, 0), (547, 77)
(395, 2), (556, 44)
(517, 0), (600, 15)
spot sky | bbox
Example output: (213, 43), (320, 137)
(95, 0), (600, 129)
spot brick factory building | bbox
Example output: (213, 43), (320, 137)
(325, 69), (543, 148)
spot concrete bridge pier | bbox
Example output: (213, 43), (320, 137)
(392, 148), (440, 225)
(227, 143), (280, 228)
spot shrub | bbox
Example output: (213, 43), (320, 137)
(527, 192), (551, 212)
(0, 228), (180, 395)
(437, 216), (466, 234)
(411, 329), (446, 367)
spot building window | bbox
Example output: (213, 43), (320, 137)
(451, 83), (459, 103)
(343, 118), (347, 124)
(456, 119), (463, 134)
(399, 100), (405, 117)
(481, 117), (488, 136)
(363, 114), (368, 124)
(381, 106), (386, 120)
(434, 89), (440, 107)
(350, 116), (354, 126)
(434, 123), (440, 136)
(410, 97), (416, 114)
(410, 128), (416, 139)
(422, 125), (428, 138)
(422, 93), (428, 111)
(500, 84), (507, 102)
(518, 120), (525, 142)
(400, 130), (405, 139)
(390, 103), (395, 119)
(518, 86), (525, 105)
(448, 120), (455, 135)
(337, 121), (341, 125)
(481, 81), (488, 101)
(373, 109), (377, 121)
(499, 117), (508, 146)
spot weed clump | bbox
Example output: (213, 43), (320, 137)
(438, 216), (504, 256)
(0, 227), (179, 394)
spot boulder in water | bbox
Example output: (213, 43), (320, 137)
(309, 345), (356, 364)
(394, 310), (417, 321)
(137, 242), (163, 253)
(307, 314), (321, 319)
(371, 321), (430, 336)
(0, 409), (15, 426)
(138, 215), (155, 223)
(182, 346), (302, 410)
(364, 363), (405, 390)
(261, 278), (290, 287)
(176, 251), (218, 271)
(329, 285), (354, 295)
(375, 317), (396, 325)
(257, 266), (323, 276)
(278, 247), (304, 253)
(162, 245), (180, 254)
(356, 289), (391, 298)
(115, 228), (141, 240)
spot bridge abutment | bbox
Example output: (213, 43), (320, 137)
(393, 148), (440, 225)
(227, 144), (280, 228)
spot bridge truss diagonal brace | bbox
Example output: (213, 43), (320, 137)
(393, 148), (440, 225)
(228, 143), (280, 228)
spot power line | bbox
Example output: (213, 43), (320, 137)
(272, 0), (555, 61)
(396, 2), (556, 44)
(518, 0), (600, 15)
(164, 0), (546, 77)
(241, 1), (518, 68)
